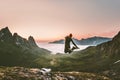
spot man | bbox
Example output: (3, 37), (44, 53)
(64, 33), (79, 53)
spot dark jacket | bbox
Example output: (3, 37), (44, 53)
(64, 36), (77, 53)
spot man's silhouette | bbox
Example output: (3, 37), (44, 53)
(64, 33), (79, 53)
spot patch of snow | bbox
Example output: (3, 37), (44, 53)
(0, 33), (4, 37)
(40, 68), (51, 75)
(114, 60), (120, 64)
(16, 42), (21, 45)
(30, 68), (51, 75)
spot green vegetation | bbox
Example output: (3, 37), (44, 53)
(0, 27), (120, 79)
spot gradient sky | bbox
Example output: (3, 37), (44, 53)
(0, 0), (120, 41)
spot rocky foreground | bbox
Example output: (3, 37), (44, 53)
(0, 66), (111, 80)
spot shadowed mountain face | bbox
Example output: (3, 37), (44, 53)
(0, 27), (50, 67)
(96, 31), (120, 57)
(50, 37), (112, 45)
(0, 27), (13, 43)
(0, 27), (119, 79)
(13, 33), (38, 49)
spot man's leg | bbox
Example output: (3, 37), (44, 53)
(68, 48), (73, 54)
(71, 46), (76, 50)
(64, 48), (70, 53)
(68, 50), (72, 53)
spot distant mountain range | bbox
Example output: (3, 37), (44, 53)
(49, 31), (120, 79)
(49, 36), (112, 45)
(0, 27), (120, 79)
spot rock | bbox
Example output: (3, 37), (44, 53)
(40, 68), (51, 75)
(67, 75), (76, 80)
(30, 68), (41, 74)
(0, 66), (111, 80)
(0, 27), (13, 43)
(28, 36), (38, 47)
(0, 27), (38, 49)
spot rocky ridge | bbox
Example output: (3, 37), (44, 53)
(0, 27), (38, 49)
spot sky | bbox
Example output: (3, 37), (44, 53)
(0, 0), (120, 42)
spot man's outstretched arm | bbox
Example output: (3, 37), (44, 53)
(71, 39), (79, 48)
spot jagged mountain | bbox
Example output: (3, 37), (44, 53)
(0, 27), (50, 67)
(13, 33), (38, 49)
(0, 27), (38, 49)
(49, 36), (112, 45)
(0, 27), (13, 42)
(96, 31), (120, 57)
(28, 36), (38, 47)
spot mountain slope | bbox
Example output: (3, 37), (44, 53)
(47, 31), (120, 79)
(0, 27), (119, 79)
(0, 27), (50, 67)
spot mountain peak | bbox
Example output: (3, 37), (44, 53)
(116, 31), (120, 37)
(4, 26), (9, 30)
(113, 31), (120, 42)
(0, 27), (13, 42)
(28, 36), (38, 47)
(13, 33), (18, 36)
(28, 36), (34, 40)
(2, 26), (9, 30)
(0, 27), (38, 48)
(0, 27), (11, 34)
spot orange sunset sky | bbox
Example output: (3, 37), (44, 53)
(0, 0), (120, 42)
